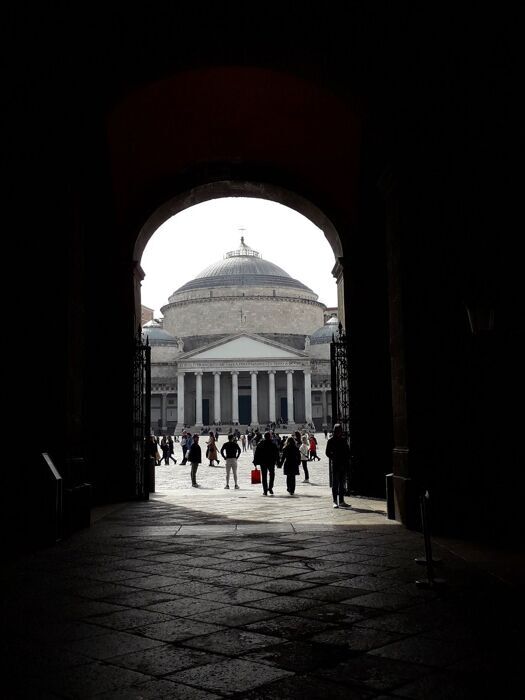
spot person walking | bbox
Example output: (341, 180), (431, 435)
(299, 435), (310, 482)
(220, 434), (241, 489)
(309, 433), (320, 461)
(206, 431), (220, 466)
(280, 436), (301, 495)
(186, 433), (202, 487)
(325, 423), (351, 508)
(160, 436), (170, 465)
(167, 435), (177, 464)
(241, 433), (247, 452)
(180, 431), (188, 464)
(253, 431), (279, 496)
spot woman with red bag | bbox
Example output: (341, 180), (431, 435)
(253, 431), (280, 496)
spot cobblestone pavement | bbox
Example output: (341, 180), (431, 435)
(1, 437), (522, 698)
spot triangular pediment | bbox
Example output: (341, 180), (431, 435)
(181, 334), (306, 360)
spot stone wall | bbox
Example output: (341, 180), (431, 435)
(163, 295), (324, 337)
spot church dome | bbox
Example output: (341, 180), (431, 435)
(310, 316), (339, 345)
(162, 236), (325, 340)
(142, 320), (177, 343)
(173, 237), (314, 295)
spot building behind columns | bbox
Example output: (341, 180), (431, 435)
(143, 238), (336, 433)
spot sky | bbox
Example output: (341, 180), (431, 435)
(140, 197), (338, 317)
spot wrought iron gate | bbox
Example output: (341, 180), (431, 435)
(133, 327), (151, 499)
(330, 322), (352, 493)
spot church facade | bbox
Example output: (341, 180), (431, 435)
(143, 238), (336, 433)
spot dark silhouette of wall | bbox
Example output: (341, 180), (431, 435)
(4, 5), (521, 547)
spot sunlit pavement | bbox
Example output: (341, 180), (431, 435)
(152, 433), (389, 528)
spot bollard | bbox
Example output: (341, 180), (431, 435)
(415, 491), (445, 588)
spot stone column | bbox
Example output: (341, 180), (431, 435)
(268, 370), (276, 423)
(231, 371), (239, 424)
(177, 373), (185, 426)
(286, 370), (294, 424)
(321, 388), (328, 426)
(250, 371), (259, 425)
(160, 393), (167, 432)
(304, 369), (312, 425)
(213, 371), (221, 423)
(195, 371), (203, 426)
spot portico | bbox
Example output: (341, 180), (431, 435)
(172, 333), (323, 429)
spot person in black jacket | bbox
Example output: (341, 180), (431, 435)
(186, 434), (202, 488)
(280, 436), (301, 495)
(253, 431), (280, 495)
(325, 423), (351, 508)
(220, 434), (241, 489)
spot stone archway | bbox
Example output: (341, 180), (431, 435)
(102, 65), (393, 520)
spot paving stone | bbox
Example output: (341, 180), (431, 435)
(243, 614), (338, 640)
(353, 612), (433, 635)
(207, 572), (274, 587)
(294, 584), (364, 602)
(167, 658), (293, 695)
(197, 559), (270, 573)
(247, 578), (317, 594)
(94, 678), (222, 699)
(182, 628), (285, 655)
(319, 552), (374, 563)
(114, 562), (183, 576)
(189, 603), (278, 627)
(294, 603), (374, 625)
(175, 567), (227, 579)
(134, 619), (225, 643)
(110, 643), (223, 676)
(342, 591), (420, 611)
(158, 581), (226, 597)
(250, 565), (306, 578)
(245, 595), (320, 613)
(62, 629), (165, 660)
(240, 673), (375, 699)
(329, 575), (392, 591)
(198, 587), (277, 605)
(70, 580), (138, 600)
(181, 556), (229, 568)
(242, 639), (353, 673)
(292, 570), (349, 583)
(310, 626), (404, 652)
(87, 607), (174, 631)
(103, 588), (179, 608)
(146, 596), (224, 618)
(122, 574), (190, 589)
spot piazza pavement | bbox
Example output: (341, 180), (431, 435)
(1, 434), (522, 698)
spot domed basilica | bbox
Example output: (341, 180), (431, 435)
(143, 238), (336, 433)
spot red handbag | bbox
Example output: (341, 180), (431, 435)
(251, 467), (261, 484)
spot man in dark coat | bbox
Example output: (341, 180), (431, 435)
(325, 423), (351, 508)
(253, 431), (280, 496)
(186, 434), (202, 488)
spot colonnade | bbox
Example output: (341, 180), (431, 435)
(176, 368), (313, 427)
